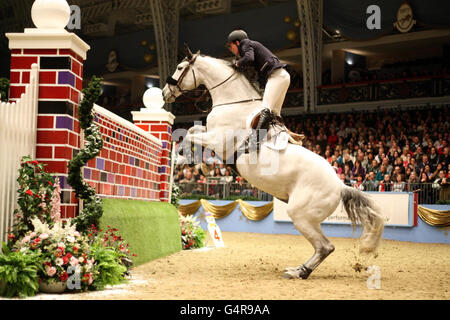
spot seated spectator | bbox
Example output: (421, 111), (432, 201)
(343, 164), (353, 182)
(340, 173), (350, 185)
(221, 170), (234, 183)
(392, 165), (403, 181)
(409, 157), (419, 174)
(353, 175), (365, 190)
(213, 167), (222, 178)
(325, 150), (332, 164)
(197, 174), (207, 184)
(418, 154), (430, 172)
(332, 161), (342, 175)
(392, 174), (406, 192)
(219, 163), (227, 176)
(376, 165), (388, 182)
(393, 157), (405, 172)
(367, 159), (379, 175)
(431, 170), (447, 191)
(363, 152), (374, 171)
(375, 147), (385, 164)
(381, 158), (393, 176)
(327, 127), (338, 149)
(379, 174), (392, 192)
(352, 160), (365, 178)
(343, 152), (354, 169)
(364, 171), (378, 191)
(439, 147), (449, 166)
(408, 171), (419, 184)
(429, 147), (439, 170)
(420, 172), (430, 184)
(422, 164), (434, 180)
(400, 146), (411, 162)
(179, 170), (196, 194)
(205, 150), (221, 165)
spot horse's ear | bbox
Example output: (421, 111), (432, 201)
(184, 43), (193, 60)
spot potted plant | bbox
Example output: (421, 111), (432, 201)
(90, 243), (127, 291)
(0, 243), (41, 298)
(86, 224), (135, 277)
(179, 214), (206, 250)
(10, 218), (95, 293)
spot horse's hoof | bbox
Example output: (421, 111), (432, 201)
(284, 266), (299, 273)
(283, 265), (312, 279)
(298, 265), (312, 279)
(283, 270), (300, 279)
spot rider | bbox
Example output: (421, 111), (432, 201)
(226, 29), (291, 148)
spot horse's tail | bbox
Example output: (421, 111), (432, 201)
(340, 185), (384, 254)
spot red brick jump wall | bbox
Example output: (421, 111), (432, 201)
(8, 48), (171, 219)
(84, 106), (164, 204)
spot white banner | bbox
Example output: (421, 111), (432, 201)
(274, 192), (415, 227)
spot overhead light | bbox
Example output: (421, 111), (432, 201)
(346, 59), (353, 65)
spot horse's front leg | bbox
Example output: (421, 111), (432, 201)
(178, 128), (219, 164)
(173, 125), (206, 155)
(187, 131), (219, 151)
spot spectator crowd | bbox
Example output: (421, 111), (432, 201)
(173, 106), (449, 203)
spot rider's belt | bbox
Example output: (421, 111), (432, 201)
(260, 61), (269, 72)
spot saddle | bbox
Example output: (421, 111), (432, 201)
(249, 111), (305, 147)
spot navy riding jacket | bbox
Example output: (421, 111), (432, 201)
(236, 39), (286, 86)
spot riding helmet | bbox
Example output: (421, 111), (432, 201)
(227, 30), (248, 44)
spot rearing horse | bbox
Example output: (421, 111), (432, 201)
(163, 49), (384, 279)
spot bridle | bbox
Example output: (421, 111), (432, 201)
(166, 54), (261, 113)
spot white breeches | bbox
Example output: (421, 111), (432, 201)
(261, 67), (291, 116)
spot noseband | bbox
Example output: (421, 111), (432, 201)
(166, 55), (240, 113)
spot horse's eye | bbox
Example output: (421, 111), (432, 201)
(177, 66), (183, 70)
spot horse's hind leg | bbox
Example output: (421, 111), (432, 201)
(284, 209), (335, 279)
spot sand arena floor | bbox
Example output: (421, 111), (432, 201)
(17, 232), (450, 300)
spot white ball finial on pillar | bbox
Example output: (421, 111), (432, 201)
(31, 0), (71, 30)
(143, 87), (165, 110)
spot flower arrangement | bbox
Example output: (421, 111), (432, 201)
(179, 214), (206, 250)
(86, 224), (135, 274)
(171, 183), (181, 208)
(2, 152), (136, 297)
(10, 218), (95, 291)
(8, 157), (58, 244)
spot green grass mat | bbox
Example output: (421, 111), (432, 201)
(100, 199), (181, 266)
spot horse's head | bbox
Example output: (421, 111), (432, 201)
(162, 44), (202, 103)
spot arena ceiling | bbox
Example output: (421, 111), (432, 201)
(1, 0), (449, 74)
(0, 0), (292, 47)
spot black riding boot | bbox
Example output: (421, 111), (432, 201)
(249, 108), (272, 151)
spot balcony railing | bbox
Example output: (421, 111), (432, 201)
(178, 180), (273, 201)
(316, 75), (450, 106)
(170, 74), (450, 115)
(177, 181), (450, 204)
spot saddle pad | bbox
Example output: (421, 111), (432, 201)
(264, 130), (289, 151)
(246, 110), (289, 151)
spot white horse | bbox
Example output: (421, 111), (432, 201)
(163, 49), (384, 279)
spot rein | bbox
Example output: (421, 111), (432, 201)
(166, 56), (261, 113)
